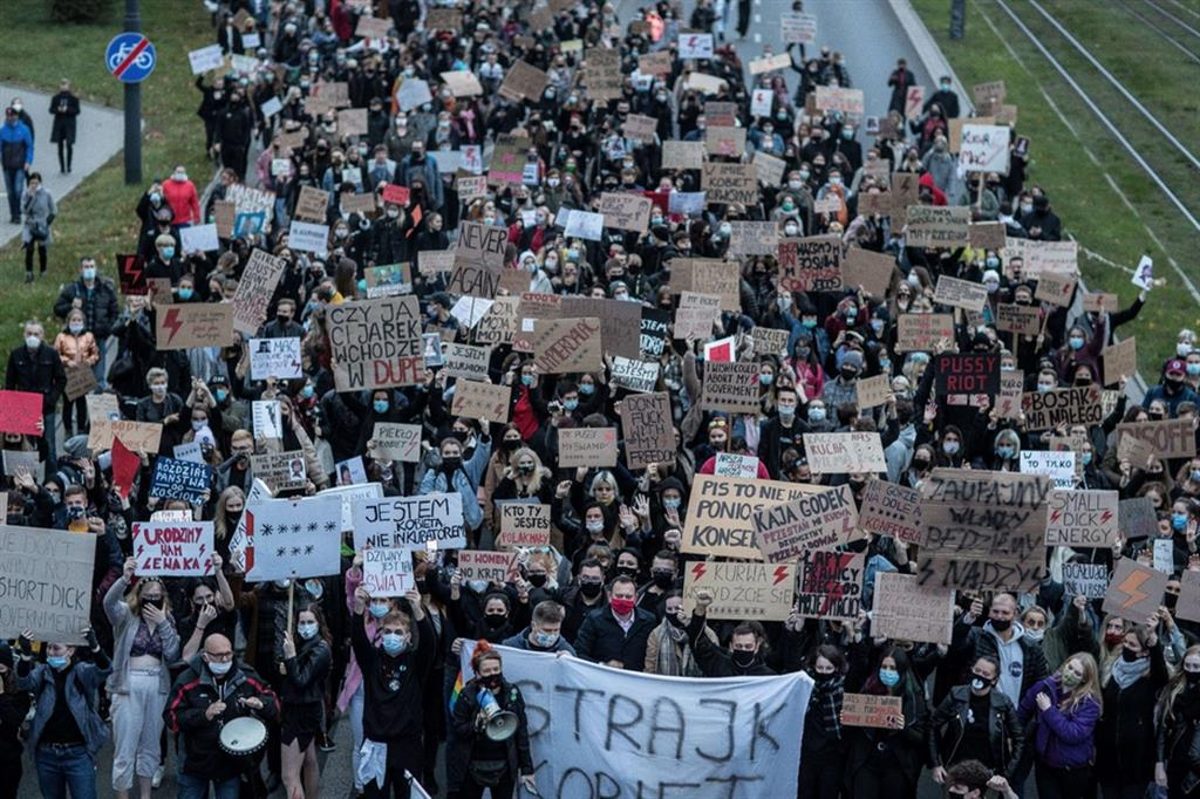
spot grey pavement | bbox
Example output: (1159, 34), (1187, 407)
(0, 84), (124, 247)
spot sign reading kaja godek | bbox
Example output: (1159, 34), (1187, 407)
(459, 644), (812, 799)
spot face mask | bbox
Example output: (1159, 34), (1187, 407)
(484, 613), (507, 629)
(829, 176), (844, 187)
(1179, 342), (1194, 357)
(1020, 203), (1033, 215)
(986, 257), (1000, 269)
(784, 224), (800, 236)
(532, 630), (559, 648)
(151, 384), (167, 396)
(996, 446), (1014, 460)
(1069, 336), (1085, 351)
(173, 172), (187, 182)
(381, 633), (408, 655)
(878, 668), (900, 688)
(579, 383), (595, 396)
(970, 676), (991, 693)
(527, 573), (548, 588)
(1120, 646), (1142, 663)
(47, 655), (70, 670)
(374, 400), (389, 414)
(1060, 670), (1081, 688)
(521, 374), (535, 387)
(563, 399), (578, 412)
(943, 441), (960, 455)
(69, 322), (84, 334)
(1189, 364), (1200, 377)
(214, 389), (228, 403)
(579, 581), (604, 599)
(149, 192), (162, 204)
(781, 201), (795, 212)
(369, 602), (390, 619)
(610, 597), (635, 616)
(297, 622), (319, 640)
(162, 246), (175, 259)
(208, 660), (232, 676)
(840, 366), (858, 380)
(1174, 513), (1189, 531)
(1024, 628), (1045, 642)
(585, 520), (605, 535)
(1037, 383), (1054, 394)
(732, 649), (757, 668)
(1187, 671), (1200, 687)
(760, 373), (774, 386)
(662, 497), (681, 511)
(1082, 452), (1093, 466)
(179, 287), (194, 301)
(81, 267), (97, 281)
(808, 407), (826, 422)
(442, 456), (461, 473)
(990, 618), (1011, 632)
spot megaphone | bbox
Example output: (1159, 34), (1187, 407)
(478, 688), (519, 741)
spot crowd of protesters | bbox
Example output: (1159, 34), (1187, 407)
(4, 0), (1200, 799)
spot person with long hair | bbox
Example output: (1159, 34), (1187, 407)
(843, 646), (928, 799)
(1155, 644), (1200, 798)
(0, 642), (32, 799)
(280, 604), (332, 799)
(103, 558), (181, 799)
(799, 644), (848, 799)
(211, 485), (245, 565)
(1018, 652), (1102, 799)
(1097, 621), (1168, 799)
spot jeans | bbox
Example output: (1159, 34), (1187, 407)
(3, 167), (24, 221)
(177, 772), (240, 799)
(35, 743), (98, 799)
(93, 336), (109, 389)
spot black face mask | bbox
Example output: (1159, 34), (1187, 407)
(1187, 671), (1200, 687)
(502, 439), (521, 451)
(143, 598), (164, 610)
(732, 650), (756, 668)
(526, 573), (548, 588)
(579, 581), (603, 599)
(652, 571), (674, 589)
(1121, 647), (1142, 663)
(615, 566), (638, 579)
(442, 456), (461, 473)
(481, 674), (503, 690)
(990, 618), (1012, 633)
(484, 614), (507, 630)
(666, 612), (686, 628)
(1166, 593), (1179, 611)
(840, 367), (858, 380)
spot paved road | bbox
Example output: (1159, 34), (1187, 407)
(0, 84), (124, 247)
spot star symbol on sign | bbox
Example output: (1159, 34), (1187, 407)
(262, 524), (274, 536)
(324, 521), (337, 532)
(291, 547), (302, 556)
(276, 547), (286, 557)
(292, 523), (303, 533)
(304, 545), (314, 555)
(307, 522), (318, 532)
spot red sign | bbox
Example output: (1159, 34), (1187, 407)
(112, 437), (141, 499)
(381, 184), (410, 206)
(0, 390), (44, 436)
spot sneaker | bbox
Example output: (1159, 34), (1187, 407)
(152, 765), (165, 789)
(317, 733), (336, 753)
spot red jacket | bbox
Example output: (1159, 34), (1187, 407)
(162, 178), (200, 225)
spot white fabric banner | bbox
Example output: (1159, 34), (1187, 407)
(461, 643), (811, 798)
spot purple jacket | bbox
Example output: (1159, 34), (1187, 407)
(1018, 675), (1100, 769)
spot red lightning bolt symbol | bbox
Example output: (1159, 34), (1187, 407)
(1100, 510), (1113, 525)
(1050, 509), (1062, 524)
(198, 543), (207, 557)
(692, 563), (707, 580)
(161, 308), (182, 343)
(772, 566), (789, 586)
(136, 543), (144, 557)
(1118, 570), (1151, 610)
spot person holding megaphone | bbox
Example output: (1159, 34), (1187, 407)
(448, 642), (537, 799)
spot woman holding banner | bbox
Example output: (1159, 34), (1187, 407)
(104, 557), (181, 799)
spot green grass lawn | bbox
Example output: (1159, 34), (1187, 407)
(0, 0), (212, 353)
(913, 0), (1200, 377)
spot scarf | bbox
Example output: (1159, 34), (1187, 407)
(810, 675), (845, 739)
(655, 620), (700, 677)
(1109, 655), (1150, 690)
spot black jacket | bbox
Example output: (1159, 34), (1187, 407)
(574, 605), (656, 671)
(1096, 644), (1169, 783)
(687, 615), (776, 676)
(350, 610), (436, 742)
(928, 685), (1023, 778)
(55, 278), (120, 340)
(448, 677), (535, 792)
(281, 637), (332, 706)
(49, 91), (80, 143)
(6, 342), (67, 413)
(164, 656), (280, 779)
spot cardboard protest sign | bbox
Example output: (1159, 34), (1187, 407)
(116, 253), (147, 295)
(249, 337), (302, 381)
(441, 69), (484, 97)
(0, 526), (96, 644)
(748, 53), (791, 75)
(88, 419), (163, 453)
(781, 11), (818, 42)
(905, 205), (970, 247)
(155, 303), (235, 350)
(532, 317), (602, 374)
(1119, 496), (1158, 540)
(610, 357), (660, 393)
(793, 551), (864, 621)
(662, 140), (705, 171)
(363, 547), (414, 597)
(327, 295), (422, 391)
(888, 174), (921, 225)
(777, 236), (843, 293)
(352, 493), (466, 550)
(675, 258), (741, 311)
(684, 475), (825, 559)
(1022, 385), (1103, 431)
(1036, 272), (1076, 307)
(620, 393), (674, 470)
(752, 151), (787, 185)
(675, 292), (722, 340)
(637, 51), (672, 76)
(896, 313), (954, 352)
(148, 456), (212, 504)
(814, 86), (865, 116)
(1177, 570), (1200, 623)
(701, 162), (757, 205)
(682, 561), (797, 621)
(995, 369), (1025, 419)
(2, 450), (43, 482)
(1063, 563), (1108, 600)
(621, 114), (658, 143)
(450, 380), (510, 423)
(86, 392), (121, 423)
(960, 125), (1011, 174)
(714, 453), (759, 479)
(1116, 418), (1196, 460)
(803, 432), (887, 474)
(842, 248), (895, 298)
(557, 427), (618, 468)
(727, 221), (778, 257)
(474, 296), (519, 345)
(231, 249), (287, 334)
(498, 503), (552, 549)
(188, 44), (224, 75)
(132, 521), (214, 577)
(751, 327), (789, 359)
(858, 478), (923, 545)
(1045, 489), (1118, 547)
(872, 572), (954, 644)
(969, 221), (1007, 250)
(918, 469), (1051, 592)
(250, 451), (308, 493)
(904, 85), (925, 119)
(439, 342), (489, 382)
(705, 126), (746, 157)
(561, 296), (643, 359)
(854, 374), (891, 410)
(598, 193), (652, 233)
(63, 365), (98, 402)
(935, 353), (1000, 406)
(841, 694), (903, 728)
(457, 550), (518, 585)
(1083, 292), (1119, 313)
(1020, 450), (1076, 490)
(996, 303), (1041, 336)
(498, 60), (548, 101)
(1102, 338), (1137, 387)
(365, 423), (419, 464)
(701, 361), (760, 414)
(933, 276), (987, 312)
(295, 185), (330, 222)
(754, 484), (861, 563)
(678, 32), (714, 58)
(425, 7), (462, 29)
(1103, 559), (1167, 621)
(450, 221), (507, 298)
